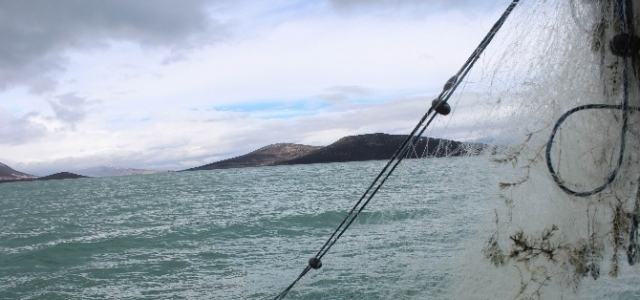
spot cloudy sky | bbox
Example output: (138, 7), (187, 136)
(0, 0), (519, 175)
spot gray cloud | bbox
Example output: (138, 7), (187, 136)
(0, 111), (47, 145)
(0, 0), (224, 93)
(48, 93), (99, 127)
(319, 85), (373, 102)
(329, 0), (498, 15)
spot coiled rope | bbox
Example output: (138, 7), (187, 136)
(271, 1), (521, 299)
(545, 0), (640, 266)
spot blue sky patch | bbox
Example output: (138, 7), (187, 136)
(210, 100), (332, 119)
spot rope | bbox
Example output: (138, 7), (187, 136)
(271, 1), (521, 299)
(544, 101), (636, 197)
(628, 206), (639, 265)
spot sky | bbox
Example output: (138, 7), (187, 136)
(0, 0), (516, 175)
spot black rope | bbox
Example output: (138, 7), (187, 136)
(272, 266), (311, 300)
(628, 211), (639, 265)
(313, 0), (521, 262)
(544, 100), (636, 197)
(271, 1), (521, 299)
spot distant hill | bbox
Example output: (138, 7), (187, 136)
(0, 171), (88, 184)
(74, 166), (162, 177)
(185, 133), (486, 171)
(38, 172), (88, 180)
(1, 161), (97, 184)
(0, 162), (36, 181)
(2, 133), (488, 179)
(185, 143), (322, 171)
(281, 133), (485, 165)
(0, 161), (161, 184)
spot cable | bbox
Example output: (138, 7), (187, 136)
(271, 1), (521, 299)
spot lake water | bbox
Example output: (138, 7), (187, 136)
(1, 156), (639, 299)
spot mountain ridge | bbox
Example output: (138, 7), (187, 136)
(0, 163), (37, 181)
(0, 171), (88, 184)
(185, 133), (487, 171)
(184, 143), (322, 171)
(281, 133), (481, 165)
(1, 133), (489, 181)
(73, 166), (162, 177)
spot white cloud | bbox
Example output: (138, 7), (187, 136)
(0, 0), (520, 175)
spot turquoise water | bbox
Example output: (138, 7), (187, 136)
(1, 157), (638, 299)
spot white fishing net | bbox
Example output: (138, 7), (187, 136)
(427, 0), (640, 299)
(274, 1), (640, 299)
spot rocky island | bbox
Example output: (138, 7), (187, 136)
(185, 133), (486, 171)
(0, 170), (88, 184)
(282, 133), (483, 165)
(184, 143), (321, 171)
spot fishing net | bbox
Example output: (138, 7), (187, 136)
(421, 0), (640, 299)
(271, 1), (640, 299)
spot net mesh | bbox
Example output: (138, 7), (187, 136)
(356, 0), (640, 299)
(426, 0), (640, 299)
(274, 1), (640, 299)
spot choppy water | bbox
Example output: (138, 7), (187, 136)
(1, 157), (638, 299)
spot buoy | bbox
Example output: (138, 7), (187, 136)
(308, 257), (322, 269)
(610, 33), (640, 57)
(431, 99), (451, 116)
